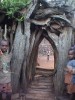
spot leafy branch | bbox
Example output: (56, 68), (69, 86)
(0, 0), (31, 21)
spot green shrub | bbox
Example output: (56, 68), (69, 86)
(0, 0), (31, 21)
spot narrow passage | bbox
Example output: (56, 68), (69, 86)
(25, 69), (56, 100)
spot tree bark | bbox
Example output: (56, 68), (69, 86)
(54, 27), (72, 95)
(11, 22), (26, 93)
(26, 30), (42, 82)
(11, 1), (37, 93)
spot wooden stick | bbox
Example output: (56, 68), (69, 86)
(4, 24), (7, 40)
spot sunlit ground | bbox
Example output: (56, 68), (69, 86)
(36, 54), (54, 70)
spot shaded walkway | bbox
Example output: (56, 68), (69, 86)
(25, 69), (56, 100)
(12, 69), (69, 100)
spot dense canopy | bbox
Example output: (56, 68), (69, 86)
(0, 0), (31, 21)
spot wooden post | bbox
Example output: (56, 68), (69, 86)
(4, 24), (7, 40)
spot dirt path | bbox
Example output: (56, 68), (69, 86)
(12, 69), (69, 100)
(37, 55), (54, 70)
(25, 72), (56, 100)
(12, 73), (56, 100)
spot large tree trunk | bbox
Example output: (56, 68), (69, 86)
(21, 3), (37, 91)
(11, 1), (37, 93)
(11, 22), (26, 93)
(10, 0), (74, 95)
(20, 21), (32, 92)
(54, 27), (72, 95)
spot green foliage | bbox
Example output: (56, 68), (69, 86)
(0, 0), (31, 21)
